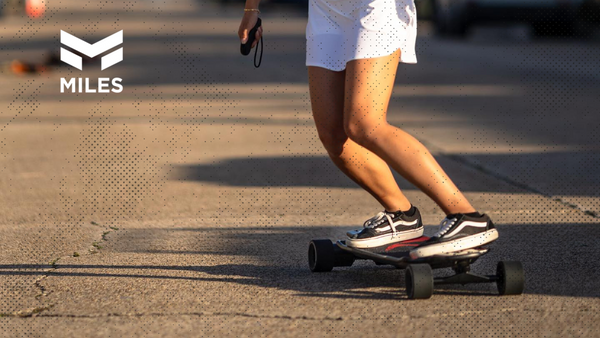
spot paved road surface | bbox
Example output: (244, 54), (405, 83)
(0, 0), (598, 337)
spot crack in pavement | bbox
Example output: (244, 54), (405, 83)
(447, 153), (599, 219)
(2, 307), (593, 321)
(33, 260), (57, 301)
(7, 311), (345, 321)
(14, 260), (62, 317)
(11, 222), (119, 318)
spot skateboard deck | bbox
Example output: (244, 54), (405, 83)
(336, 236), (489, 270)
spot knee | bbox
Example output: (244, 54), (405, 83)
(317, 127), (347, 157)
(343, 118), (381, 148)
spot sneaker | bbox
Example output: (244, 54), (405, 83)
(409, 213), (498, 259)
(346, 207), (424, 249)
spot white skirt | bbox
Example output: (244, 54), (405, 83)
(305, 0), (418, 71)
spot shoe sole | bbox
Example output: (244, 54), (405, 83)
(346, 229), (361, 238)
(346, 227), (424, 249)
(409, 229), (499, 259)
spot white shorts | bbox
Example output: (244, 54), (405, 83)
(305, 0), (418, 71)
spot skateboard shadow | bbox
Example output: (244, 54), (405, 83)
(2, 222), (596, 300)
(3, 221), (586, 300)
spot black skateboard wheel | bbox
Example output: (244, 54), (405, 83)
(405, 264), (434, 299)
(496, 261), (525, 296)
(308, 239), (335, 272)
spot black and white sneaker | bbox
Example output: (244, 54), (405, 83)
(409, 213), (498, 259)
(346, 207), (424, 249)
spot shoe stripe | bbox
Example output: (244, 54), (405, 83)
(374, 219), (419, 232)
(445, 221), (489, 238)
(394, 219), (419, 227)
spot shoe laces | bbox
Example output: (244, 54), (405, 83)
(432, 217), (457, 238)
(363, 211), (395, 230)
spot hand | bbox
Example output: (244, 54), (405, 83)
(238, 11), (263, 49)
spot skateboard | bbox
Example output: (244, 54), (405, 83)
(308, 236), (524, 299)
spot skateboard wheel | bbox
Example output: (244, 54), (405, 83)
(496, 261), (525, 295)
(308, 239), (335, 272)
(405, 264), (434, 299)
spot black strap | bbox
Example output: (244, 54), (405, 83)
(239, 17), (263, 68)
(254, 36), (263, 68)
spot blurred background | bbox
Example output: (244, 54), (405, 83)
(3, 0), (600, 34)
(1, 0), (598, 221)
(0, 0), (599, 335)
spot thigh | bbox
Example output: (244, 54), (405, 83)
(307, 66), (346, 137)
(344, 49), (401, 126)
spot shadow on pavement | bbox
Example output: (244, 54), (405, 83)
(459, 151), (600, 198)
(172, 150), (600, 197)
(170, 154), (531, 193)
(172, 155), (359, 189)
(1, 222), (598, 299)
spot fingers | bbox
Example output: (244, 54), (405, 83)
(238, 16), (262, 47)
(251, 27), (263, 48)
(239, 14), (258, 44)
(239, 29), (248, 44)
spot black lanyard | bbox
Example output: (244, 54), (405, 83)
(254, 35), (263, 68)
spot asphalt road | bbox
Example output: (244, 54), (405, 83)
(0, 0), (599, 337)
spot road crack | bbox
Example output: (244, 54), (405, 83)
(4, 307), (593, 321)
(446, 153), (599, 219)
(10, 221), (120, 317)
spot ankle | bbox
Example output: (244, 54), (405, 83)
(386, 204), (416, 216)
(447, 211), (483, 218)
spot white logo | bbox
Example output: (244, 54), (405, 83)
(59, 30), (124, 93)
(60, 30), (123, 70)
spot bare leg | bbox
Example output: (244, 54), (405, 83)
(343, 49), (475, 215)
(308, 66), (411, 212)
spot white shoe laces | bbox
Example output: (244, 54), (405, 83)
(432, 217), (458, 238)
(363, 211), (397, 235)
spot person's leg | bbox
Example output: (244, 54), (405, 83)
(343, 49), (475, 215)
(307, 65), (411, 213)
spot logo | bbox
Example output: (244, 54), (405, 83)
(60, 30), (123, 70)
(59, 30), (124, 93)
